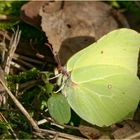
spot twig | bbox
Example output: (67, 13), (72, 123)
(0, 90), (6, 107)
(13, 56), (35, 68)
(0, 31), (7, 63)
(51, 122), (65, 129)
(36, 116), (83, 139)
(37, 119), (48, 125)
(0, 67), (39, 131)
(11, 61), (26, 71)
(3, 27), (21, 74)
(37, 117), (79, 130)
(0, 30), (11, 40)
(19, 80), (41, 92)
(38, 128), (86, 140)
(14, 53), (44, 65)
(38, 118), (64, 129)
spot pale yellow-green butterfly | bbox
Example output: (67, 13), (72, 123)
(62, 28), (140, 127)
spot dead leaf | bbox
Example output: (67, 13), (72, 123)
(20, 1), (128, 65)
(79, 124), (101, 139)
(112, 120), (140, 139)
(20, 1), (45, 29)
(40, 1), (119, 64)
(126, 120), (140, 132)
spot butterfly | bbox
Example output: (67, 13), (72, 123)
(61, 28), (140, 126)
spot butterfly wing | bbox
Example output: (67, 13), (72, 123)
(63, 66), (140, 126)
(67, 28), (140, 74)
(63, 28), (140, 126)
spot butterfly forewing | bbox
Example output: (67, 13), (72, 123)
(67, 29), (140, 75)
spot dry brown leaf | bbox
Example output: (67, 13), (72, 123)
(20, 1), (129, 65)
(126, 120), (140, 132)
(112, 120), (140, 139)
(20, 1), (45, 29)
(40, 1), (118, 64)
(79, 124), (101, 139)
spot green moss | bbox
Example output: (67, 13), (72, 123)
(0, 1), (26, 16)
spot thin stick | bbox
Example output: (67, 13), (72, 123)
(39, 128), (86, 140)
(14, 53), (44, 64)
(37, 119), (48, 125)
(124, 131), (140, 140)
(19, 80), (40, 91)
(13, 56), (35, 68)
(0, 30), (11, 40)
(0, 31), (7, 63)
(11, 61), (26, 71)
(0, 67), (39, 131)
(3, 27), (21, 74)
